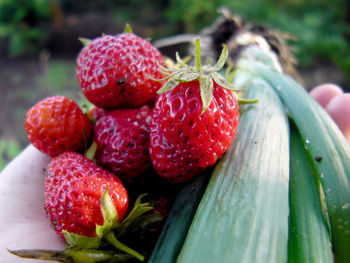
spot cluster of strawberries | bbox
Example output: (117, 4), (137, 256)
(24, 28), (239, 259)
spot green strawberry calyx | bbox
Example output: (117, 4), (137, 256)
(95, 188), (120, 237)
(156, 38), (240, 114)
(63, 190), (152, 261)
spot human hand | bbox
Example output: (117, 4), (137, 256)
(309, 83), (350, 143)
(0, 145), (65, 263)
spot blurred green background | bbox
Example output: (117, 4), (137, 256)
(0, 0), (349, 170)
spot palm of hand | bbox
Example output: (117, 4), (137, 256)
(0, 145), (65, 263)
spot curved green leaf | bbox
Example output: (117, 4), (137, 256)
(210, 71), (236, 91)
(199, 75), (213, 114)
(212, 44), (228, 71)
(63, 231), (101, 249)
(157, 79), (180, 94)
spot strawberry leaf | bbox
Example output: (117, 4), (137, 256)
(95, 225), (107, 239)
(157, 79), (180, 94)
(210, 71), (236, 91)
(172, 72), (199, 82)
(176, 52), (189, 68)
(9, 248), (133, 263)
(8, 249), (67, 262)
(148, 75), (171, 82)
(199, 75), (214, 114)
(212, 44), (228, 71)
(63, 230), (101, 249)
(126, 213), (164, 235)
(156, 59), (173, 73)
(120, 202), (153, 229)
(225, 65), (235, 83)
(134, 193), (148, 206)
(96, 189), (120, 238)
(101, 189), (119, 227)
(117, 194), (153, 236)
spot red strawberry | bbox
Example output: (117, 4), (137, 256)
(45, 152), (129, 240)
(93, 105), (152, 182)
(76, 33), (165, 109)
(25, 96), (92, 157)
(153, 196), (174, 218)
(149, 39), (239, 183)
(88, 106), (108, 121)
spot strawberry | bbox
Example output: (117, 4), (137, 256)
(149, 39), (239, 183)
(153, 196), (174, 218)
(44, 152), (129, 240)
(25, 96), (92, 157)
(93, 105), (152, 182)
(76, 32), (165, 109)
(88, 106), (108, 122)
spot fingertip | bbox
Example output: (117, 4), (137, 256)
(325, 93), (350, 143)
(309, 83), (343, 108)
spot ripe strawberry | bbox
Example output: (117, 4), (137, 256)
(88, 106), (108, 122)
(76, 33), (165, 109)
(25, 96), (92, 157)
(93, 105), (152, 182)
(149, 39), (239, 183)
(153, 196), (174, 218)
(45, 152), (129, 240)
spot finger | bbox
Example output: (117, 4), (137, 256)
(309, 83), (343, 108)
(325, 93), (350, 143)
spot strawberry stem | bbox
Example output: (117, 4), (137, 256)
(195, 38), (202, 73)
(105, 231), (145, 261)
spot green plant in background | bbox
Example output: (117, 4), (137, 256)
(1, 0), (349, 79)
(225, 0), (350, 77)
(133, 0), (350, 79)
(0, 0), (52, 56)
(0, 138), (21, 171)
(165, 0), (218, 33)
(35, 57), (92, 109)
(36, 59), (78, 96)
